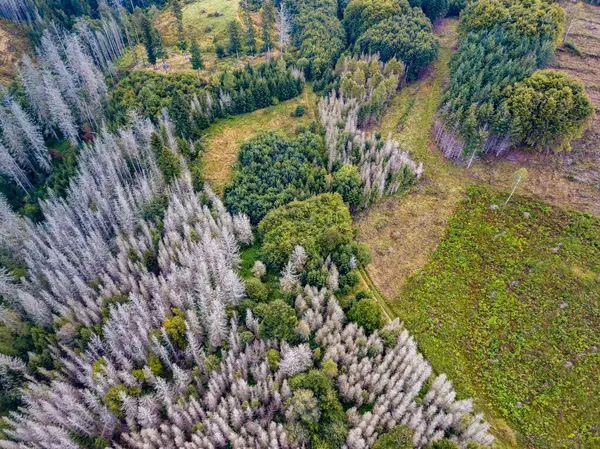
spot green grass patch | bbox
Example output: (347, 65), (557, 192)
(394, 185), (600, 449)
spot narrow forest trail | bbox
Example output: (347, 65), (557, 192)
(355, 18), (468, 300)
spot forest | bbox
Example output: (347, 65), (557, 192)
(0, 0), (597, 447)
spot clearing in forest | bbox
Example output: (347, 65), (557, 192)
(0, 19), (30, 85)
(147, 0), (273, 74)
(201, 86), (316, 191)
(395, 186), (600, 448)
(356, 14), (600, 448)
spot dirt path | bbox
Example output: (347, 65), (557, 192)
(355, 19), (467, 299)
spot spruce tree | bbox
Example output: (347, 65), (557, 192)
(169, 91), (194, 139)
(189, 35), (204, 77)
(227, 20), (243, 56)
(261, 0), (275, 52)
(141, 14), (158, 67)
(241, 0), (257, 55)
(171, 0), (187, 56)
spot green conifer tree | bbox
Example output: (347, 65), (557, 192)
(189, 35), (204, 77)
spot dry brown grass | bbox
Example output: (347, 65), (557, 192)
(202, 86), (317, 191)
(0, 19), (30, 85)
(355, 19), (466, 298)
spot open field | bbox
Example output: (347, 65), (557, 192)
(355, 13), (600, 448)
(201, 85), (317, 191)
(394, 186), (600, 448)
(138, 0), (276, 75)
(0, 19), (30, 85)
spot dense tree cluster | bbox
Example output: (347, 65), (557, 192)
(108, 59), (305, 136)
(223, 131), (328, 225)
(504, 70), (593, 151)
(319, 89), (423, 208)
(290, 0), (346, 84)
(343, 0), (438, 79)
(435, 0), (590, 158)
(258, 193), (370, 295)
(334, 54), (404, 127)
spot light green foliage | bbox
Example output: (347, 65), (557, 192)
(347, 298), (384, 334)
(397, 186), (600, 447)
(372, 424), (414, 449)
(459, 0), (565, 46)
(164, 309), (187, 350)
(255, 300), (298, 342)
(289, 389), (321, 426)
(321, 359), (338, 378)
(505, 70), (593, 151)
(258, 193), (354, 268)
(103, 385), (142, 416)
(334, 54), (403, 126)
(244, 278), (269, 302)
(289, 370), (349, 448)
(148, 354), (163, 376)
(266, 348), (280, 370)
(332, 165), (362, 210)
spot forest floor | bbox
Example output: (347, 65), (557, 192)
(0, 19), (30, 85)
(201, 85), (317, 192)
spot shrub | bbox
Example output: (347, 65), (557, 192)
(266, 348), (281, 370)
(293, 104), (305, 117)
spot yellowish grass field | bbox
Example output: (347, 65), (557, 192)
(202, 86), (317, 192)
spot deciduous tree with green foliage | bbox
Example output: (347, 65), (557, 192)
(372, 424), (414, 449)
(505, 70), (593, 151)
(258, 193), (354, 268)
(255, 299), (298, 342)
(347, 298), (384, 334)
